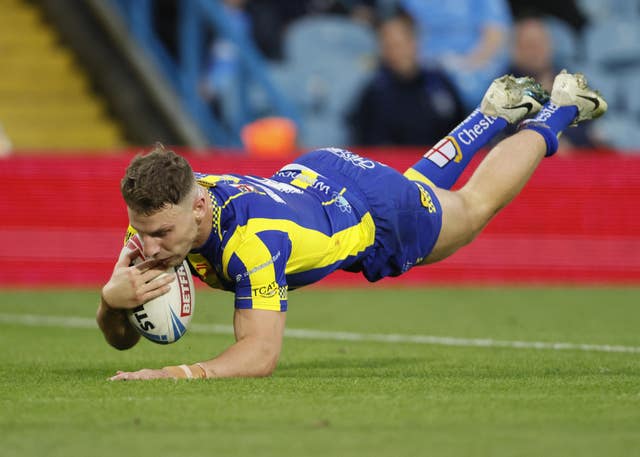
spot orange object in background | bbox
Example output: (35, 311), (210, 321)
(241, 117), (298, 158)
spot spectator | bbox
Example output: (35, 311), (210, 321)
(400, 0), (512, 109)
(508, 0), (587, 32)
(347, 13), (466, 146)
(201, 0), (252, 132)
(508, 15), (607, 150)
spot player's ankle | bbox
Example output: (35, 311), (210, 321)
(518, 120), (560, 157)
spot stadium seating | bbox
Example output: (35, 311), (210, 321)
(622, 71), (640, 117)
(596, 114), (640, 151)
(274, 15), (377, 147)
(584, 20), (640, 68)
(284, 15), (378, 67)
(0, 0), (124, 150)
(573, 17), (640, 151)
(578, 0), (640, 21)
(544, 16), (580, 68)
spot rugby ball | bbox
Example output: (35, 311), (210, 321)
(124, 235), (195, 344)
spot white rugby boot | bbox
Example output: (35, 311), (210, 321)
(480, 74), (550, 123)
(550, 69), (608, 125)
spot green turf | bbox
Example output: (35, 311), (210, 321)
(1, 287), (639, 457)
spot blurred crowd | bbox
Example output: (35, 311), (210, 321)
(2, 0), (638, 154)
(188, 0), (635, 154)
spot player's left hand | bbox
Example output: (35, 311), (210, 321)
(108, 368), (172, 381)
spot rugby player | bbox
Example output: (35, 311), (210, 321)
(99, 71), (606, 380)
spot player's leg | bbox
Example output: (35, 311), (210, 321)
(404, 76), (549, 189)
(423, 129), (545, 262)
(422, 70), (607, 264)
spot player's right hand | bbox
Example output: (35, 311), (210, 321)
(101, 247), (175, 310)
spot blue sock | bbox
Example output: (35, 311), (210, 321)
(404, 109), (507, 190)
(520, 102), (578, 157)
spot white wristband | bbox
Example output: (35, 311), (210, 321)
(177, 364), (193, 379)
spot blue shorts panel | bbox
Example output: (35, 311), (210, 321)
(293, 149), (443, 281)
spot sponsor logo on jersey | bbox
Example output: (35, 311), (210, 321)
(455, 109), (499, 146)
(230, 183), (258, 194)
(424, 136), (462, 168)
(326, 148), (376, 169)
(275, 170), (299, 179)
(251, 282), (288, 300)
(277, 168), (333, 195)
(186, 254), (223, 289)
(230, 181), (287, 204)
(252, 281), (277, 298)
(249, 177), (304, 194)
(416, 183), (437, 214)
(332, 192), (352, 213)
(313, 180), (331, 194)
(235, 251), (281, 282)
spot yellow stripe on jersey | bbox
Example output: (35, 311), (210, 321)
(124, 225), (138, 245)
(221, 213), (375, 279)
(196, 174), (240, 187)
(290, 169), (319, 189)
(233, 235), (282, 311)
(403, 167), (437, 188)
(186, 253), (223, 289)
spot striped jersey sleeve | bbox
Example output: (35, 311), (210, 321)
(223, 229), (291, 312)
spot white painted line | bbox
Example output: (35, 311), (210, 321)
(1, 313), (639, 354)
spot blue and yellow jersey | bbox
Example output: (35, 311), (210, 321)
(125, 149), (443, 313)
(186, 162), (377, 312)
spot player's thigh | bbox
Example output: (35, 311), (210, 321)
(421, 187), (476, 264)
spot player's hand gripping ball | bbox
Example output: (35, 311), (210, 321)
(125, 234), (195, 344)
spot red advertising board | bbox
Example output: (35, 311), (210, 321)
(1, 149), (639, 286)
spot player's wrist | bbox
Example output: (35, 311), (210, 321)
(100, 289), (121, 312)
(162, 363), (208, 379)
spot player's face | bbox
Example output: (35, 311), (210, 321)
(380, 19), (417, 77)
(512, 19), (552, 73)
(128, 199), (199, 268)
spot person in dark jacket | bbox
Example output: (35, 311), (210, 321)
(348, 13), (466, 146)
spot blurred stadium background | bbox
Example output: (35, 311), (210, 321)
(1, 2), (640, 456)
(0, 0), (638, 287)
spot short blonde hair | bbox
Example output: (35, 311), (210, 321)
(121, 144), (195, 215)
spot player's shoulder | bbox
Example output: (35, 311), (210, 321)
(194, 172), (244, 188)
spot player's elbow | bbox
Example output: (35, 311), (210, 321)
(253, 344), (281, 377)
(254, 362), (277, 377)
(108, 337), (138, 351)
(97, 318), (140, 350)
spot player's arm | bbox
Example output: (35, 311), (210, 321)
(197, 231), (288, 376)
(96, 296), (140, 350)
(97, 246), (174, 350)
(108, 233), (290, 380)
(108, 308), (286, 380)
(198, 308), (286, 378)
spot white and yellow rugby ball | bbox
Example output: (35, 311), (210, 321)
(125, 235), (195, 344)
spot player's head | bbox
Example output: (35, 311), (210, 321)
(511, 15), (553, 77)
(121, 144), (207, 266)
(378, 11), (418, 79)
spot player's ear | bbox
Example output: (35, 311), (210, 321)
(192, 186), (207, 219)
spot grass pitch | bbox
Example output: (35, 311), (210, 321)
(1, 287), (639, 457)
